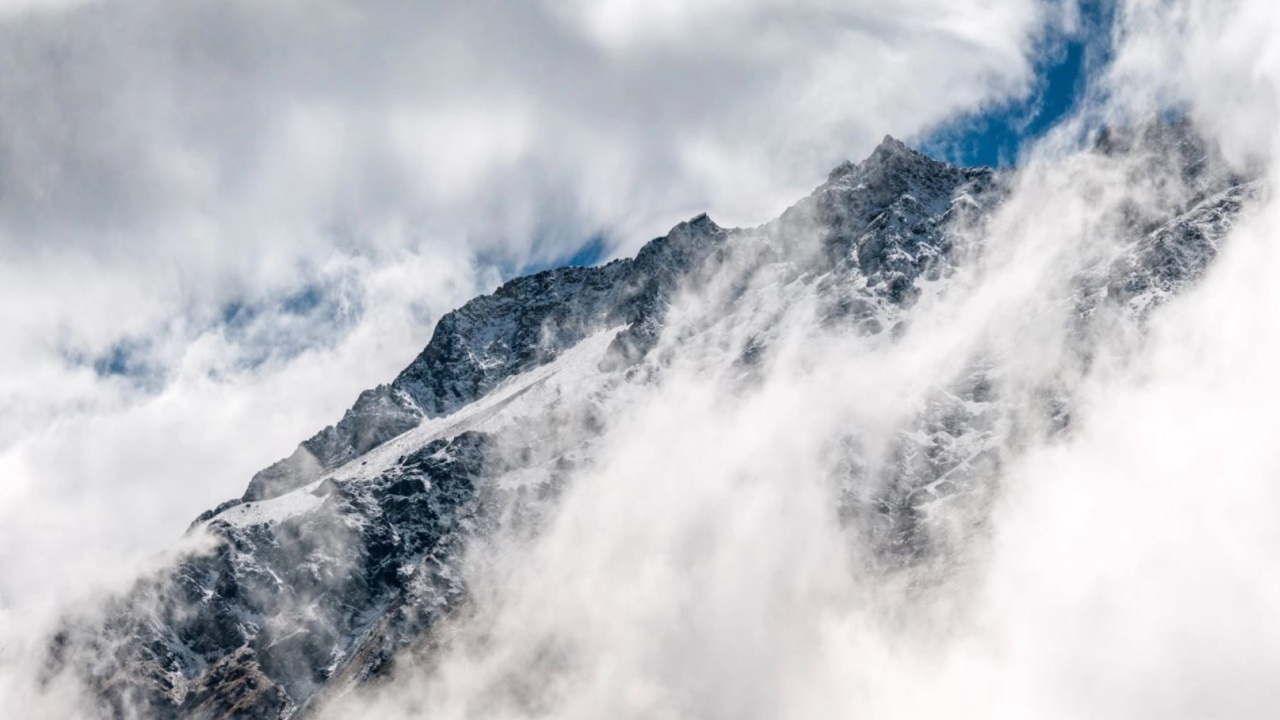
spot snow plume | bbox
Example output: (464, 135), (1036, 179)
(316, 6), (1280, 720)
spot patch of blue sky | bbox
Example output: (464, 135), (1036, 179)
(89, 337), (161, 386)
(69, 280), (365, 390)
(54, 335), (167, 393)
(562, 233), (610, 268)
(492, 230), (612, 281)
(216, 282), (364, 373)
(920, 0), (1116, 168)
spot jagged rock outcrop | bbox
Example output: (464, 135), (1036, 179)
(244, 216), (728, 502)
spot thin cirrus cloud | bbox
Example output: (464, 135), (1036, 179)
(0, 0), (1072, 665)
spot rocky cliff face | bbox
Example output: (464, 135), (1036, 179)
(242, 215), (729, 504)
(44, 124), (1257, 719)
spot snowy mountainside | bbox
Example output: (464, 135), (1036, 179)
(243, 216), (728, 503)
(44, 125), (1257, 719)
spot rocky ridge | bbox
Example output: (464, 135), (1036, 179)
(45, 123), (1257, 719)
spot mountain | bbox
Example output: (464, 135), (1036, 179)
(42, 123), (1257, 719)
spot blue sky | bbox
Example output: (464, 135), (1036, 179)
(924, 0), (1114, 167)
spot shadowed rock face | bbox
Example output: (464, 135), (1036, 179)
(46, 125), (1259, 718)
(52, 432), (491, 720)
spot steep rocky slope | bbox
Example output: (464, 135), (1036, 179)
(44, 124), (1257, 719)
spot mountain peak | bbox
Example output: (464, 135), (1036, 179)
(865, 134), (921, 168)
(679, 212), (719, 233)
(826, 136), (927, 185)
(877, 134), (909, 152)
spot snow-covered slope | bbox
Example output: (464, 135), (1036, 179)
(44, 123), (1258, 719)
